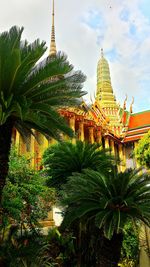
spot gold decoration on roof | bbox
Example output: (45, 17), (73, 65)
(123, 94), (127, 110)
(130, 96), (134, 113)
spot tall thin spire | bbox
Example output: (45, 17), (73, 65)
(49, 0), (57, 56)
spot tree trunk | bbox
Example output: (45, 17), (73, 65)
(0, 117), (13, 209)
(96, 233), (123, 267)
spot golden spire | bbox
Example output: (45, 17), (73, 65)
(49, 0), (57, 56)
(96, 49), (116, 107)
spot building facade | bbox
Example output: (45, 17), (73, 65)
(12, 0), (150, 171)
(11, 3), (150, 255)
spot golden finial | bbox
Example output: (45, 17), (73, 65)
(49, 0), (57, 56)
(123, 94), (127, 110)
(130, 97), (134, 113)
(101, 48), (104, 58)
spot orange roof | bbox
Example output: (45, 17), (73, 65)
(124, 128), (150, 141)
(124, 134), (145, 142)
(128, 110), (150, 130)
(126, 126), (150, 136)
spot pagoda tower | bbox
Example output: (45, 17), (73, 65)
(96, 48), (117, 107)
(96, 49), (122, 135)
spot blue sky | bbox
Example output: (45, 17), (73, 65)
(0, 0), (150, 112)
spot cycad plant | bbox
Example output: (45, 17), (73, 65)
(61, 168), (150, 267)
(0, 26), (86, 203)
(43, 141), (115, 266)
(43, 140), (114, 190)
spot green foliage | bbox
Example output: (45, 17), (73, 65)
(1, 146), (55, 229)
(121, 221), (139, 263)
(61, 168), (150, 240)
(0, 229), (57, 267)
(46, 227), (76, 266)
(135, 130), (150, 169)
(59, 168), (150, 266)
(0, 26), (86, 138)
(43, 140), (115, 190)
(0, 226), (76, 267)
(0, 25), (86, 209)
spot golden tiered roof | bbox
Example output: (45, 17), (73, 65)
(96, 49), (124, 134)
(96, 48), (116, 108)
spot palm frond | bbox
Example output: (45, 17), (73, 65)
(0, 26), (86, 139)
(60, 168), (150, 239)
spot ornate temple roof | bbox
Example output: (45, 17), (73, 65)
(124, 110), (150, 142)
(128, 110), (150, 129)
(48, 2), (149, 144)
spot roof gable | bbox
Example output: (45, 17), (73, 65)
(128, 110), (150, 130)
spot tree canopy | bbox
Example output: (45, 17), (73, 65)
(42, 140), (115, 190)
(0, 25), (86, 202)
(61, 168), (150, 239)
(60, 168), (150, 266)
(2, 146), (55, 229)
(135, 131), (150, 169)
(0, 26), (86, 139)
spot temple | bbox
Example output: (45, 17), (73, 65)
(10, 2), (150, 265)
(12, 0), (150, 171)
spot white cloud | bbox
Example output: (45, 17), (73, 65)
(0, 0), (150, 112)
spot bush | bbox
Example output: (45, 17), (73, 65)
(120, 221), (139, 266)
(1, 146), (55, 231)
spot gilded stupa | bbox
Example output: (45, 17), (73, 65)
(96, 49), (122, 134)
(96, 48), (116, 107)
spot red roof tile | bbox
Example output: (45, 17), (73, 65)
(128, 110), (150, 129)
(124, 134), (145, 142)
(126, 126), (150, 136)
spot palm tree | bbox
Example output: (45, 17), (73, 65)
(0, 26), (86, 204)
(43, 140), (114, 190)
(43, 140), (115, 266)
(61, 168), (150, 267)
